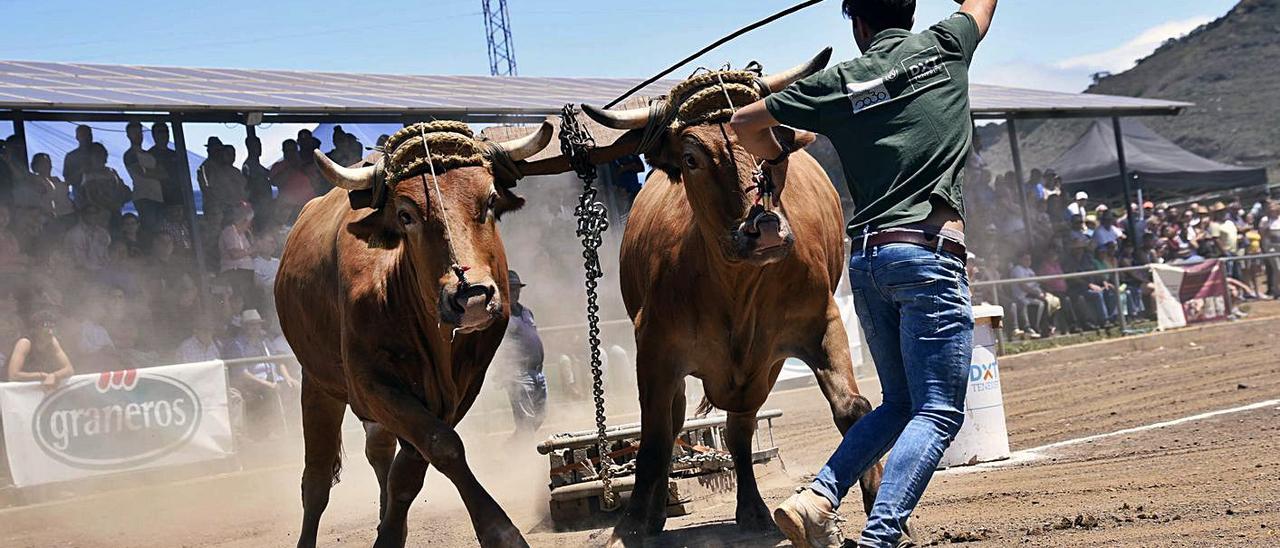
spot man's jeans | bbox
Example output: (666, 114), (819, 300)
(809, 243), (973, 547)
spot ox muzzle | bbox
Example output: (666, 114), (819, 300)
(733, 206), (794, 262)
(439, 279), (501, 334)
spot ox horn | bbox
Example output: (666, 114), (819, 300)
(582, 103), (652, 130)
(761, 47), (834, 93)
(495, 120), (554, 161)
(314, 149), (376, 191)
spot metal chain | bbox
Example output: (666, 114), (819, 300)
(558, 104), (617, 510)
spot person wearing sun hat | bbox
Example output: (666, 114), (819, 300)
(1208, 201), (1240, 269)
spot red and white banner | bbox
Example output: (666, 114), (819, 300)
(1150, 259), (1228, 331)
(0, 361), (234, 488)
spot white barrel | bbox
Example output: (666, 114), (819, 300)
(938, 304), (1010, 468)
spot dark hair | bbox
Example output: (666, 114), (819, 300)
(842, 0), (916, 32)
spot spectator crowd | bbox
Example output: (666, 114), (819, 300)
(963, 161), (1280, 339)
(1, 121), (1278, 399)
(0, 123), (380, 410)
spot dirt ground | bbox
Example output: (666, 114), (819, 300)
(1, 303), (1278, 547)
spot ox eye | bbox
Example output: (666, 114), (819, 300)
(683, 153), (699, 170)
(398, 211), (415, 226)
(478, 192), (497, 223)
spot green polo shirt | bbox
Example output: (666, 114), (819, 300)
(765, 12), (980, 235)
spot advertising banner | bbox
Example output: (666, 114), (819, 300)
(1177, 259), (1228, 324)
(0, 361), (234, 488)
(1150, 259), (1229, 330)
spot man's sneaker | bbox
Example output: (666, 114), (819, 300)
(773, 488), (844, 547)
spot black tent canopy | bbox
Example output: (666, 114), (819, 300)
(1048, 118), (1266, 198)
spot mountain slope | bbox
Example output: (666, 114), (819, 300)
(979, 0), (1280, 186)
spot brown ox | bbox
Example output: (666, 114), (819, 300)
(579, 50), (882, 542)
(275, 122), (553, 548)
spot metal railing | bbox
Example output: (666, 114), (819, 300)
(971, 251), (1280, 334)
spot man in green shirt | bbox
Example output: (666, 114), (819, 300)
(730, 1), (997, 546)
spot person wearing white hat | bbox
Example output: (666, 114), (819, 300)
(1066, 191), (1089, 218)
(227, 308), (298, 440)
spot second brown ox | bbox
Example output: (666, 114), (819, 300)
(577, 49), (883, 543)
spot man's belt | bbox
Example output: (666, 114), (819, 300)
(851, 229), (967, 261)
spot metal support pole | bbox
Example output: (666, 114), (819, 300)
(1112, 117), (1141, 264)
(11, 110), (28, 169)
(1113, 270), (1127, 333)
(1220, 258), (1234, 319)
(1006, 118), (1033, 252)
(169, 116), (207, 279)
(245, 124), (257, 140)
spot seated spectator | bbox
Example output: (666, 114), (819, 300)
(159, 204), (194, 257)
(99, 240), (145, 298)
(63, 205), (112, 273)
(1063, 240), (1107, 330)
(6, 309), (74, 388)
(1092, 210), (1125, 249)
(116, 212), (146, 257)
(146, 232), (187, 294)
(152, 273), (200, 351)
(15, 153), (75, 227)
(75, 293), (117, 370)
(219, 206), (257, 308)
(227, 309), (299, 440)
(176, 315), (222, 364)
(1066, 191), (1089, 218)
(112, 323), (159, 369)
(1009, 251), (1047, 339)
(252, 232), (279, 295)
(77, 143), (132, 215)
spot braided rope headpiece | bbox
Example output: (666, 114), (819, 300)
(666, 67), (768, 130)
(381, 120), (489, 186)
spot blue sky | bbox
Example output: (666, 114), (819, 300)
(1, 0), (1240, 161)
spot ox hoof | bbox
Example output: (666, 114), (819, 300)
(608, 516), (656, 547)
(477, 524), (528, 548)
(736, 499), (776, 533)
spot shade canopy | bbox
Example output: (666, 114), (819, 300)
(1048, 119), (1267, 198)
(0, 59), (1189, 123)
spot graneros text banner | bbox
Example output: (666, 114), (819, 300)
(0, 361), (234, 488)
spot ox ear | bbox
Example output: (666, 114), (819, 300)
(493, 185), (526, 220)
(774, 126), (817, 154)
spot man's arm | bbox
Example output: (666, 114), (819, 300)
(956, 0), (997, 41)
(729, 102), (785, 162)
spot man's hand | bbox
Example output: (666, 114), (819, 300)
(956, 0), (997, 41)
(729, 101), (785, 160)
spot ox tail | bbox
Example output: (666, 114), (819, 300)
(694, 395), (719, 418)
(330, 437), (344, 487)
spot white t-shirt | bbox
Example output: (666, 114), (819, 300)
(176, 337), (221, 364)
(253, 255), (280, 290)
(219, 225), (254, 272)
(79, 321), (114, 355)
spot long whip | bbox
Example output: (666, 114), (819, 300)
(604, 0), (828, 109)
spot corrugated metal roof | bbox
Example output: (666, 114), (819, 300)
(0, 60), (1190, 121)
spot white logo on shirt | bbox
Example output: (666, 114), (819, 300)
(847, 78), (891, 114)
